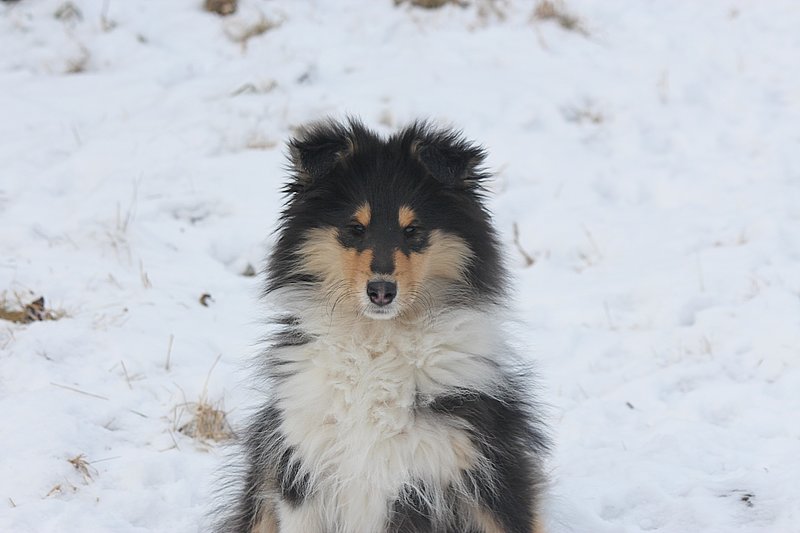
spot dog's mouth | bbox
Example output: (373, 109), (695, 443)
(363, 303), (400, 320)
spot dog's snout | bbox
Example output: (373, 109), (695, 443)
(367, 281), (397, 306)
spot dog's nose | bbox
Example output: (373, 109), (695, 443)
(367, 281), (397, 306)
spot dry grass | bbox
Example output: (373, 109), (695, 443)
(176, 399), (233, 442)
(45, 481), (77, 498)
(575, 224), (603, 272)
(562, 102), (605, 125)
(68, 454), (96, 483)
(173, 354), (233, 443)
(204, 0), (237, 16)
(532, 0), (588, 36)
(245, 133), (278, 151)
(106, 182), (139, 264)
(512, 222), (536, 268)
(230, 80), (277, 96)
(64, 43), (90, 74)
(100, 0), (117, 32)
(0, 293), (66, 324)
(224, 14), (280, 49)
(476, 0), (508, 22)
(395, 0), (467, 8)
(54, 2), (83, 23)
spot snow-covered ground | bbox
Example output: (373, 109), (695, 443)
(1, 0), (799, 531)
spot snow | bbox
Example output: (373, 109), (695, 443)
(1, 0), (799, 531)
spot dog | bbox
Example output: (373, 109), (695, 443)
(214, 119), (549, 533)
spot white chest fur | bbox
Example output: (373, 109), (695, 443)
(272, 310), (502, 533)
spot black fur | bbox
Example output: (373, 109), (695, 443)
(215, 404), (283, 533)
(275, 447), (310, 507)
(430, 385), (549, 533)
(387, 481), (436, 532)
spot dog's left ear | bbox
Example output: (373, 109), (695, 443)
(412, 127), (487, 188)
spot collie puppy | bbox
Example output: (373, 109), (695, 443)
(215, 119), (549, 533)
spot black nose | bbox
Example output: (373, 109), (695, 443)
(367, 281), (397, 306)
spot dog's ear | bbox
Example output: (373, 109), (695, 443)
(412, 126), (487, 188)
(287, 120), (356, 193)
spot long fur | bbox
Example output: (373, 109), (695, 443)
(213, 119), (549, 533)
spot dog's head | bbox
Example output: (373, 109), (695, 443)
(268, 119), (505, 320)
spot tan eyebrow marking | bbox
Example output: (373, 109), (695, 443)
(354, 203), (371, 226)
(398, 205), (416, 228)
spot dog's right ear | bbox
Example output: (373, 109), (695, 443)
(286, 120), (355, 194)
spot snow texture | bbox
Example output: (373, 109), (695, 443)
(1, 1), (799, 532)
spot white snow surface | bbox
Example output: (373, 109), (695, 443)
(1, 1), (799, 532)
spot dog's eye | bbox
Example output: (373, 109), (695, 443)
(348, 224), (366, 236)
(403, 226), (418, 237)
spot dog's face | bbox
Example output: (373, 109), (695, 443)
(269, 120), (505, 320)
(299, 199), (474, 320)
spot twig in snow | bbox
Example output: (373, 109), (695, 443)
(120, 360), (132, 390)
(582, 225), (601, 254)
(100, 0), (116, 31)
(88, 456), (121, 464)
(395, 0), (467, 8)
(168, 430), (181, 451)
(139, 260), (152, 289)
(512, 223), (536, 267)
(165, 334), (174, 371)
(50, 382), (109, 401)
(202, 353), (223, 395)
